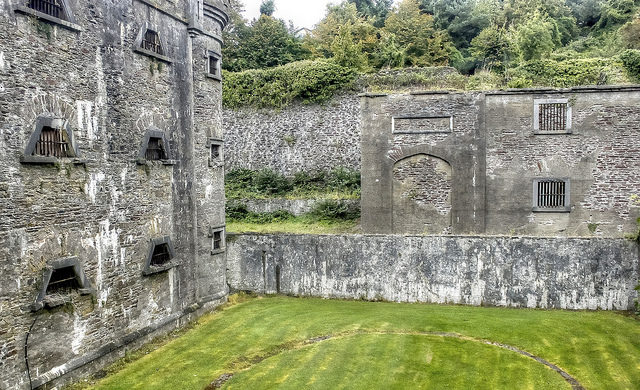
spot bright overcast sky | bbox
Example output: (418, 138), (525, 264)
(240, 0), (343, 29)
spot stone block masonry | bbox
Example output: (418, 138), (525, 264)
(361, 87), (640, 237)
(223, 94), (361, 176)
(227, 234), (639, 311)
(0, 0), (229, 388)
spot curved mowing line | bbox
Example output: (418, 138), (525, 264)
(209, 331), (585, 390)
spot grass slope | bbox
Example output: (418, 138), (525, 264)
(86, 296), (640, 390)
(226, 220), (360, 235)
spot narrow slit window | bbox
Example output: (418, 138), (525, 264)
(142, 29), (163, 55)
(538, 103), (567, 132)
(28, 0), (65, 19)
(209, 56), (219, 76)
(211, 144), (220, 160)
(46, 266), (79, 294)
(34, 126), (70, 157)
(210, 227), (225, 254)
(145, 137), (166, 160)
(213, 231), (222, 250)
(150, 243), (172, 266)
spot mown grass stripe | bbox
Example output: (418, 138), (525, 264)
(80, 296), (640, 390)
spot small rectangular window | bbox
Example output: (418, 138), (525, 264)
(211, 144), (220, 160)
(533, 179), (570, 212)
(213, 231), (222, 250)
(46, 266), (80, 294)
(150, 243), (172, 266)
(207, 52), (222, 81)
(210, 227), (225, 254)
(208, 139), (223, 167)
(539, 103), (567, 132)
(209, 56), (219, 76)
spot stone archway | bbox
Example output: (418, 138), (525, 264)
(392, 154), (452, 234)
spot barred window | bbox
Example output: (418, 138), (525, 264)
(213, 231), (222, 250)
(46, 266), (80, 294)
(539, 103), (567, 131)
(143, 236), (177, 275)
(533, 179), (570, 212)
(150, 243), (172, 266)
(142, 30), (163, 55)
(34, 126), (71, 157)
(28, 0), (65, 20)
(145, 137), (166, 161)
(534, 99), (572, 134)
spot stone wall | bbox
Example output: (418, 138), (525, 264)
(361, 87), (640, 237)
(227, 234), (639, 311)
(222, 67), (461, 177)
(223, 93), (361, 176)
(0, 0), (229, 388)
(484, 89), (640, 237)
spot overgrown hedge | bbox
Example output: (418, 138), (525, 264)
(225, 168), (361, 199)
(223, 60), (357, 109)
(226, 199), (360, 223)
(506, 58), (629, 88)
(620, 49), (640, 80)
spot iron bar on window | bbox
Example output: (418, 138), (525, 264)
(539, 103), (567, 131)
(28, 0), (63, 19)
(142, 30), (163, 55)
(34, 126), (69, 158)
(537, 180), (566, 208)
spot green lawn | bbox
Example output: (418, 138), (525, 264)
(226, 220), (360, 234)
(82, 296), (640, 390)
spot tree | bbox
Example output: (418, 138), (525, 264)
(621, 17), (640, 49)
(222, 0), (250, 71)
(347, 0), (393, 27)
(308, 2), (378, 67)
(470, 25), (512, 70)
(260, 0), (275, 16)
(512, 13), (557, 62)
(330, 24), (370, 70)
(419, 0), (490, 49)
(566, 0), (603, 27)
(383, 0), (457, 66)
(597, 0), (637, 29)
(223, 13), (308, 71)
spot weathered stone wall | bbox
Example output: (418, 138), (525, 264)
(485, 89), (640, 237)
(361, 87), (640, 237)
(222, 67), (462, 176)
(223, 93), (361, 175)
(227, 234), (639, 311)
(0, 0), (229, 388)
(361, 92), (486, 235)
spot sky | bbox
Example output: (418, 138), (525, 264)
(241, 0), (337, 29)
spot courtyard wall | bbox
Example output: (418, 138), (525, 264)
(227, 233), (639, 311)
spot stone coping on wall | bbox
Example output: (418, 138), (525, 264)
(226, 232), (636, 240)
(359, 84), (640, 98)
